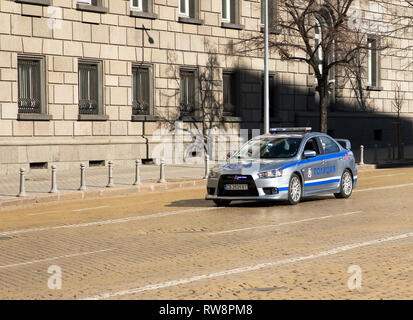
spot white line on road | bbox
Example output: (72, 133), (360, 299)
(73, 206), (109, 212)
(0, 207), (222, 237)
(83, 232), (413, 300)
(356, 182), (413, 192)
(0, 249), (112, 270)
(28, 211), (59, 216)
(209, 211), (363, 235)
(368, 173), (404, 178)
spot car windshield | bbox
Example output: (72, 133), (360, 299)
(235, 137), (302, 159)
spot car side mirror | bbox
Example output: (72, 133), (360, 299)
(303, 150), (317, 158)
(226, 151), (233, 159)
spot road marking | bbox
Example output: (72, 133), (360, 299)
(0, 207), (222, 237)
(209, 211), (362, 235)
(356, 182), (413, 192)
(73, 206), (109, 212)
(83, 232), (413, 300)
(28, 211), (59, 216)
(0, 249), (112, 270)
(368, 173), (404, 178)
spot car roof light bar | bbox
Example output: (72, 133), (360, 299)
(270, 127), (312, 134)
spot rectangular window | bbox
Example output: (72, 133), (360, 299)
(179, 0), (196, 18)
(261, 0), (277, 26)
(78, 62), (101, 115)
(368, 38), (379, 87)
(222, 0), (236, 23)
(131, 0), (142, 11)
(77, 0), (96, 5)
(132, 66), (150, 115)
(223, 72), (236, 115)
(180, 70), (196, 115)
(18, 57), (43, 114)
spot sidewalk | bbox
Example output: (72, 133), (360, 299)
(0, 163), (206, 208)
(0, 162), (382, 208)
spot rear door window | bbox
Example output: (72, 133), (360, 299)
(318, 136), (340, 154)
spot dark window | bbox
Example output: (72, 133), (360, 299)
(132, 67), (150, 115)
(223, 72), (236, 116)
(180, 70), (196, 115)
(374, 129), (382, 141)
(78, 62), (99, 115)
(319, 136), (340, 154)
(18, 58), (42, 114)
(303, 138), (321, 155)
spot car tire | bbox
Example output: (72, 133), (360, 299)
(288, 174), (302, 205)
(213, 199), (231, 206)
(334, 169), (353, 199)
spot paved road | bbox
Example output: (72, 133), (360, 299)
(0, 167), (412, 300)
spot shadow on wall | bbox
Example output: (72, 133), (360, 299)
(231, 68), (413, 159)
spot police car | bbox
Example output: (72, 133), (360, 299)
(206, 127), (357, 206)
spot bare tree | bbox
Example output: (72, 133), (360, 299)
(241, 0), (396, 133)
(392, 84), (405, 120)
(155, 48), (228, 164)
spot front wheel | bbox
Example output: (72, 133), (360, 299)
(213, 199), (231, 206)
(334, 169), (353, 199)
(288, 174), (302, 205)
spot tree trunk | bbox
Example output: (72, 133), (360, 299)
(317, 82), (328, 133)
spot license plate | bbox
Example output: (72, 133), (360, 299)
(224, 184), (248, 191)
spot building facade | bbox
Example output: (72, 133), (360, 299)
(0, 0), (412, 173)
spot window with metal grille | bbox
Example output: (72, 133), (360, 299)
(223, 72), (236, 115)
(78, 62), (99, 115)
(132, 67), (150, 115)
(18, 58), (42, 114)
(180, 70), (196, 115)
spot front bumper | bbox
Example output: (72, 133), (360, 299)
(205, 175), (289, 201)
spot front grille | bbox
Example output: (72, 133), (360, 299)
(217, 175), (259, 197)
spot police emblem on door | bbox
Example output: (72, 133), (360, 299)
(308, 168), (312, 178)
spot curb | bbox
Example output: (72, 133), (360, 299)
(0, 179), (207, 209)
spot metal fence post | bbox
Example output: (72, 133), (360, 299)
(133, 159), (141, 185)
(359, 145), (365, 165)
(203, 154), (210, 179)
(158, 158), (166, 183)
(17, 168), (26, 197)
(49, 165), (58, 193)
(106, 161), (114, 188)
(79, 163), (87, 190)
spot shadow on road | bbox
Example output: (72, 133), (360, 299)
(167, 195), (334, 208)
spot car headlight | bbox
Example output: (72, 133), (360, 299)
(209, 170), (219, 178)
(258, 169), (283, 179)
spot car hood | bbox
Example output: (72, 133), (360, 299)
(212, 158), (297, 175)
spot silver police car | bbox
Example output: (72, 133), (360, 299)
(206, 128), (358, 206)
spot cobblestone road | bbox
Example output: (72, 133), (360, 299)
(0, 167), (412, 299)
